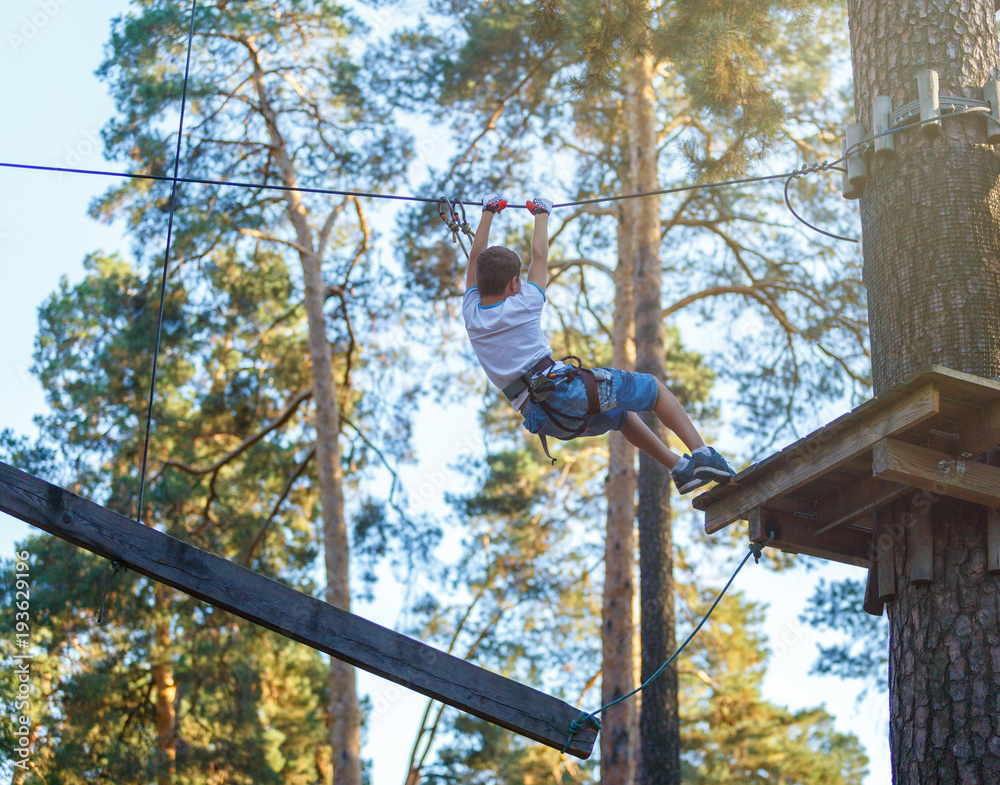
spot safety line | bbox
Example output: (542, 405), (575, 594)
(0, 159), (797, 209)
(135, 0), (199, 524)
(1, 80), (987, 262)
(561, 536), (771, 754)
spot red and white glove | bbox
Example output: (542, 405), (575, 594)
(482, 194), (507, 214)
(526, 197), (553, 215)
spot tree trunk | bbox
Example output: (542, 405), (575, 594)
(246, 40), (361, 785)
(601, 204), (639, 785)
(153, 585), (177, 785)
(626, 53), (681, 785)
(883, 497), (1000, 783)
(847, 1), (1000, 781)
(848, 0), (1000, 394)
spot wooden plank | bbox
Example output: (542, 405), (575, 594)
(812, 476), (910, 536)
(908, 505), (934, 583)
(862, 561), (884, 617)
(0, 462), (598, 759)
(749, 509), (871, 567)
(701, 384), (940, 534)
(988, 507), (1000, 574)
(872, 438), (1000, 508)
(875, 509), (897, 602)
(956, 399), (1000, 457)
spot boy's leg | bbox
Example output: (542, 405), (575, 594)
(652, 379), (705, 452)
(621, 412), (682, 470)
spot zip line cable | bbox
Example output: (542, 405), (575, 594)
(0, 72), (990, 253)
(560, 535), (773, 754)
(135, 0), (200, 525)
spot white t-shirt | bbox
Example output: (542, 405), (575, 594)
(463, 283), (553, 407)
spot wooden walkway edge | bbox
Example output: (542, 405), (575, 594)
(0, 460), (598, 759)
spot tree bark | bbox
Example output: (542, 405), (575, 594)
(153, 585), (177, 785)
(601, 204), (639, 785)
(847, 1), (1000, 781)
(626, 53), (681, 785)
(246, 39), (361, 785)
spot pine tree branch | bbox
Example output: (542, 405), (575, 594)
(238, 227), (311, 255)
(155, 388), (313, 479)
(241, 446), (315, 567)
(446, 45), (559, 176)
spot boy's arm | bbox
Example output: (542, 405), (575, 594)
(525, 197), (553, 292)
(465, 195), (507, 291)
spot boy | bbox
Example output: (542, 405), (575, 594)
(461, 194), (734, 493)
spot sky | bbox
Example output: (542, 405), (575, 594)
(0, 2), (890, 783)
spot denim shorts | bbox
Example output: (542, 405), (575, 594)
(521, 367), (659, 441)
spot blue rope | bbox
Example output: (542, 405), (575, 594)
(561, 536), (772, 753)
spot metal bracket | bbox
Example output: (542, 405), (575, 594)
(938, 452), (975, 475)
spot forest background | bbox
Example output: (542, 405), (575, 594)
(0, 0), (889, 783)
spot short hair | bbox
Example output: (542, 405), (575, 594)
(475, 246), (522, 296)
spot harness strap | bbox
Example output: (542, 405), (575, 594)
(580, 368), (601, 417)
(502, 356), (556, 402)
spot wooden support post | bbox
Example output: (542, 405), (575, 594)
(872, 96), (895, 159)
(846, 123), (868, 191)
(988, 506), (1000, 574)
(908, 504), (934, 583)
(841, 138), (860, 200)
(983, 81), (1000, 144)
(0, 461), (598, 759)
(917, 69), (941, 135)
(875, 509), (897, 602)
(863, 559), (885, 617)
(873, 438), (1000, 508)
(748, 507), (768, 542)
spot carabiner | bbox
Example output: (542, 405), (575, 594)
(454, 192), (475, 239)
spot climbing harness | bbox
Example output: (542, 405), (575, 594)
(560, 533), (774, 754)
(502, 355), (603, 463)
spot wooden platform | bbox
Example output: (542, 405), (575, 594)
(693, 366), (1000, 566)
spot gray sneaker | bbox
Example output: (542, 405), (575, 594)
(691, 447), (735, 485)
(671, 456), (704, 494)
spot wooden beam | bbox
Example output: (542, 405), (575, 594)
(956, 399), (1000, 457)
(872, 438), (1000, 508)
(0, 462), (598, 759)
(702, 384), (940, 534)
(812, 475), (910, 536)
(747, 508), (871, 567)
(988, 507), (1000, 574)
(908, 504), (934, 583)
